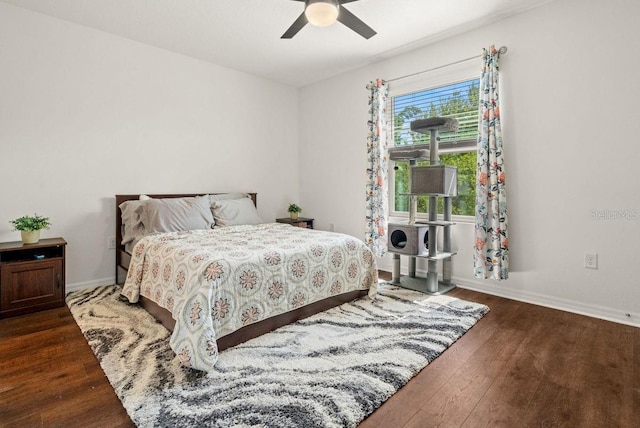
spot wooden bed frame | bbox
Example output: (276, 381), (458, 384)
(115, 193), (367, 352)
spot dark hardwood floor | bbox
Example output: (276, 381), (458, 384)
(1, 272), (638, 427)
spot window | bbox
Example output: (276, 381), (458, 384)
(390, 77), (480, 217)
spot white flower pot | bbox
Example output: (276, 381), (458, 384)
(21, 230), (40, 244)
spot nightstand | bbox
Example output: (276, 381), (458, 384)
(276, 217), (314, 229)
(0, 237), (66, 318)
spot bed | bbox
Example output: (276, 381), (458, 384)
(115, 193), (378, 372)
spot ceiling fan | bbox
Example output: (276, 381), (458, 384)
(281, 0), (377, 39)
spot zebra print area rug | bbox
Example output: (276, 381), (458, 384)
(66, 283), (489, 427)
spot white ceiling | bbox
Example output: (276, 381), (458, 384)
(1, 0), (551, 87)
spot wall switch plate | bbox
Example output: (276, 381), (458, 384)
(108, 236), (116, 250)
(584, 253), (598, 269)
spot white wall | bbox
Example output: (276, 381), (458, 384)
(299, 0), (640, 326)
(0, 3), (300, 289)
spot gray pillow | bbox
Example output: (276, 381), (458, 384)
(208, 193), (249, 205)
(119, 200), (146, 245)
(137, 196), (215, 234)
(211, 198), (262, 227)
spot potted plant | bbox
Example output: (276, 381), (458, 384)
(10, 214), (51, 244)
(287, 203), (302, 220)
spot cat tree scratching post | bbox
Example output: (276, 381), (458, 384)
(387, 117), (458, 295)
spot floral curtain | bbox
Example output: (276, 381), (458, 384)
(365, 79), (389, 258)
(474, 46), (509, 280)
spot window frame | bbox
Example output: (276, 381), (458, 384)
(387, 61), (480, 222)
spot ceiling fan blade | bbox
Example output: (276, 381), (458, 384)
(281, 12), (308, 39)
(337, 6), (376, 39)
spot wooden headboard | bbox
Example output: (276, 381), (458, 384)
(115, 193), (257, 284)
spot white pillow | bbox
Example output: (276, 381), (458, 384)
(137, 196), (215, 233)
(211, 198), (262, 227)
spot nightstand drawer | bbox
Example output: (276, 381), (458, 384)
(1, 259), (64, 313)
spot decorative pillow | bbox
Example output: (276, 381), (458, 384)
(119, 200), (146, 245)
(136, 196), (215, 234)
(211, 197), (262, 227)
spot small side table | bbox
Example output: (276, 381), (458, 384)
(276, 217), (314, 229)
(0, 237), (66, 318)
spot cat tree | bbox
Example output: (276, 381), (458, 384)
(387, 117), (458, 295)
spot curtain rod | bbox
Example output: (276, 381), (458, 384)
(387, 45), (508, 83)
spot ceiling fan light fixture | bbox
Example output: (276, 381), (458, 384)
(305, 0), (339, 27)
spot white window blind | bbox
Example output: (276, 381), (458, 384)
(392, 78), (480, 150)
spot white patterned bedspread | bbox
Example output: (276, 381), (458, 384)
(122, 223), (378, 372)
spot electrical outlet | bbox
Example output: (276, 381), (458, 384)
(108, 236), (116, 250)
(584, 253), (598, 269)
(329, 223), (335, 232)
